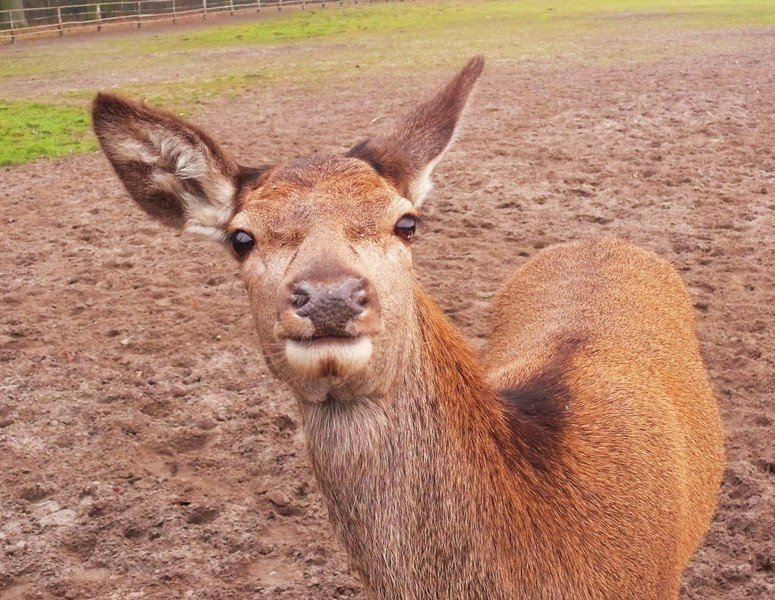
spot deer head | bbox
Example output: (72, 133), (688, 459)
(92, 57), (484, 405)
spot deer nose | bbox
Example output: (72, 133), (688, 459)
(286, 277), (373, 338)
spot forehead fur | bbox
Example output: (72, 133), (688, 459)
(240, 154), (403, 240)
(258, 154), (394, 198)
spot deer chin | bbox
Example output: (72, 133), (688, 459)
(284, 336), (373, 380)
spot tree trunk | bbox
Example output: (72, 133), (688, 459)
(0, 0), (27, 29)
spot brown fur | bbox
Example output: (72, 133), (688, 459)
(348, 56), (484, 204)
(92, 93), (240, 227)
(92, 57), (725, 599)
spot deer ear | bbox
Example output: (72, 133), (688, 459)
(347, 56), (484, 207)
(92, 93), (244, 241)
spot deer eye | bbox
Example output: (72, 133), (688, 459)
(230, 229), (255, 257)
(394, 215), (417, 241)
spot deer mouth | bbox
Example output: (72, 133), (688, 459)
(286, 334), (359, 343)
(284, 335), (373, 379)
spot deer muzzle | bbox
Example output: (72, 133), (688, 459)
(274, 270), (383, 379)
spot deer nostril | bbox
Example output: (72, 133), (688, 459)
(351, 287), (369, 308)
(290, 290), (310, 310)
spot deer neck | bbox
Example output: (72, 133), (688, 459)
(299, 283), (527, 597)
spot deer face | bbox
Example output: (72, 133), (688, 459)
(92, 57), (483, 402)
(231, 155), (418, 398)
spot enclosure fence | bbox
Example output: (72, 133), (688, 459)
(0, 0), (407, 43)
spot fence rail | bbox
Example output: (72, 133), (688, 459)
(0, 0), (393, 43)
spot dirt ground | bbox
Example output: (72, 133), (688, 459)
(1, 27), (774, 600)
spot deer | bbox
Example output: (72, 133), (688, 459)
(91, 56), (725, 599)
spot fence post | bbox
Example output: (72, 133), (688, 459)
(256, 0), (260, 13)
(136, 1), (142, 28)
(302, 0), (305, 9)
(57, 6), (63, 37)
(172, 0), (176, 24)
(278, 0), (282, 11)
(96, 4), (102, 31)
(202, 0), (207, 20)
(229, 0), (234, 16)
(8, 14), (14, 44)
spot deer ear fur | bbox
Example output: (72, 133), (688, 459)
(92, 93), (243, 241)
(347, 56), (484, 206)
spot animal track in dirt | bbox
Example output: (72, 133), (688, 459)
(186, 506), (221, 525)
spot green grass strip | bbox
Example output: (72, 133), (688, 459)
(0, 102), (96, 167)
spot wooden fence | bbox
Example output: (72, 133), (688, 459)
(0, 0), (399, 43)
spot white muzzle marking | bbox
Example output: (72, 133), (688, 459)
(285, 337), (373, 378)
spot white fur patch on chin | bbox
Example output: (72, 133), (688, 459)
(285, 337), (373, 379)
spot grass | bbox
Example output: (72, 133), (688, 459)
(133, 0), (775, 52)
(2, 1), (774, 80)
(0, 0), (772, 166)
(0, 102), (97, 167)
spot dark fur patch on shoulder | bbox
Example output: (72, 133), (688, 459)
(497, 335), (585, 473)
(499, 372), (570, 473)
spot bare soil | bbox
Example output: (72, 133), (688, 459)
(1, 31), (774, 599)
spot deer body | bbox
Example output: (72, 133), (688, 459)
(304, 239), (723, 600)
(92, 57), (724, 599)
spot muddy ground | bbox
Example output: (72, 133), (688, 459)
(1, 26), (774, 600)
